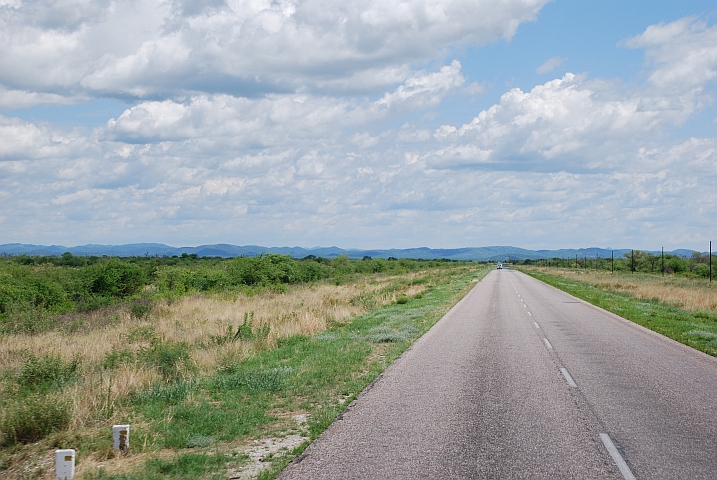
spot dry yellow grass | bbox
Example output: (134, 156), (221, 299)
(525, 267), (717, 312)
(0, 272), (430, 435)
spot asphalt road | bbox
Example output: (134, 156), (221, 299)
(279, 269), (717, 479)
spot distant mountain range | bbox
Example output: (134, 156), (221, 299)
(0, 243), (702, 261)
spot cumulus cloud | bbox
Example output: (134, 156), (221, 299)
(430, 72), (674, 171)
(0, 0), (547, 102)
(1, 13), (717, 249)
(622, 17), (717, 91)
(103, 61), (466, 145)
(0, 115), (88, 160)
(430, 18), (717, 173)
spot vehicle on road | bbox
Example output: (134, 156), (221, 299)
(496, 263), (503, 269)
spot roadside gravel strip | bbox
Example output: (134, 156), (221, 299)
(279, 270), (717, 479)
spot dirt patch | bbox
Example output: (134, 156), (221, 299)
(227, 414), (309, 479)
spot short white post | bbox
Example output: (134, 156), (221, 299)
(55, 449), (75, 480)
(112, 424), (130, 453)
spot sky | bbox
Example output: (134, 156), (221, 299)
(1, 0), (716, 251)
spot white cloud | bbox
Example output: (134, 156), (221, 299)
(103, 60), (467, 146)
(0, 86), (89, 109)
(1, 14), (716, 250)
(622, 17), (717, 91)
(431, 72), (671, 171)
(0, 115), (88, 159)
(375, 60), (465, 110)
(0, 0), (547, 102)
(536, 56), (567, 74)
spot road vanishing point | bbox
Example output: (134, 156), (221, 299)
(279, 269), (717, 479)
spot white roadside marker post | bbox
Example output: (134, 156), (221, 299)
(113, 424), (130, 453)
(55, 449), (75, 480)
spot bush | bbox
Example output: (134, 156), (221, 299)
(86, 260), (146, 298)
(227, 254), (303, 286)
(139, 340), (193, 381)
(17, 353), (81, 390)
(692, 263), (711, 278)
(0, 268), (68, 317)
(129, 299), (153, 320)
(0, 394), (71, 445)
(102, 348), (136, 369)
(2, 305), (54, 335)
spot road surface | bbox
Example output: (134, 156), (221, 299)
(279, 269), (717, 479)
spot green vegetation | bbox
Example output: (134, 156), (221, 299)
(521, 268), (717, 358)
(520, 250), (714, 277)
(0, 252), (488, 478)
(1, 393), (71, 446)
(0, 252), (462, 335)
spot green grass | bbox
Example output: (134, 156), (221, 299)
(520, 269), (717, 358)
(0, 393), (71, 446)
(71, 265), (490, 479)
(87, 451), (250, 480)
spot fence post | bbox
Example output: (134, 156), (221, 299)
(113, 424), (130, 453)
(55, 449), (75, 480)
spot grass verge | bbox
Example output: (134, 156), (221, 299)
(519, 267), (717, 358)
(0, 265), (489, 479)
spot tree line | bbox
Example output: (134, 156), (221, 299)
(0, 252), (469, 332)
(520, 250), (712, 277)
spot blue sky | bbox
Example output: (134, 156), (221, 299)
(1, 0), (716, 251)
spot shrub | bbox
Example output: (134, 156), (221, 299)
(86, 260), (146, 298)
(235, 311), (269, 341)
(102, 348), (136, 369)
(155, 267), (188, 294)
(0, 394), (71, 445)
(17, 353), (80, 390)
(139, 340), (193, 381)
(125, 324), (157, 343)
(129, 299), (153, 320)
(0, 269), (68, 318)
(2, 305), (54, 335)
(396, 295), (409, 304)
(692, 263), (710, 278)
(227, 254), (303, 286)
(211, 312), (269, 345)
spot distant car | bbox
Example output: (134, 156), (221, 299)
(496, 263), (503, 269)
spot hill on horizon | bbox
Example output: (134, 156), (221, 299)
(0, 243), (702, 261)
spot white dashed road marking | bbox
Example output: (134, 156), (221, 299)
(543, 338), (553, 349)
(559, 367), (577, 388)
(599, 433), (637, 480)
